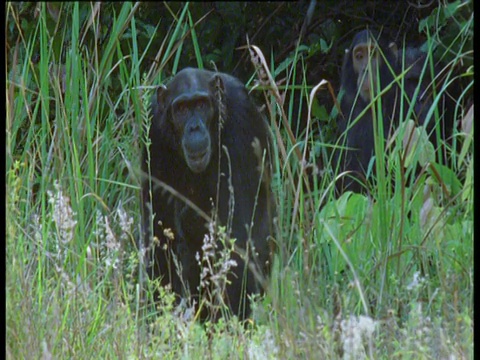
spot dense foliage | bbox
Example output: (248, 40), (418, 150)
(6, 2), (473, 358)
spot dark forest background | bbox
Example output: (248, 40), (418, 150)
(7, 1), (473, 138)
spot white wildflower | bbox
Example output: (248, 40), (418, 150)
(219, 258), (238, 275)
(406, 271), (424, 291)
(103, 216), (118, 249)
(94, 209), (122, 270)
(341, 315), (377, 360)
(47, 181), (77, 244)
(115, 202), (133, 240)
(197, 222), (237, 310)
(247, 328), (279, 360)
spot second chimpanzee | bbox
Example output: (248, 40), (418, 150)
(334, 29), (450, 193)
(141, 68), (275, 321)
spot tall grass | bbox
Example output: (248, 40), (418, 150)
(6, 2), (473, 359)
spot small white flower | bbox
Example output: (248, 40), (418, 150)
(116, 202), (133, 240)
(47, 181), (77, 244)
(407, 271), (424, 291)
(341, 315), (377, 360)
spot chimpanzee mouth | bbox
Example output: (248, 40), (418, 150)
(186, 149), (210, 173)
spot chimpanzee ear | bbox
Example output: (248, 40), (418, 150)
(151, 84), (168, 128)
(155, 84), (168, 112)
(389, 42), (399, 61)
(343, 48), (351, 65)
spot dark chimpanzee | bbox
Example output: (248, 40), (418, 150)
(334, 29), (452, 194)
(335, 30), (399, 193)
(141, 67), (275, 321)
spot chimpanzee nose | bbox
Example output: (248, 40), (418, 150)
(187, 122), (201, 133)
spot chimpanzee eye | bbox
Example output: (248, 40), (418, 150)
(175, 103), (189, 117)
(196, 100), (208, 111)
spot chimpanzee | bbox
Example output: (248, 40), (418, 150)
(334, 30), (396, 193)
(141, 67), (275, 321)
(334, 29), (452, 193)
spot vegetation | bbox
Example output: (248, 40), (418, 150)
(6, 2), (473, 359)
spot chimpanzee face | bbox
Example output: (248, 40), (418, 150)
(352, 40), (381, 102)
(170, 93), (214, 173)
(154, 69), (222, 174)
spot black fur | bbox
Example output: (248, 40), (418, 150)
(141, 68), (275, 320)
(335, 30), (452, 193)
